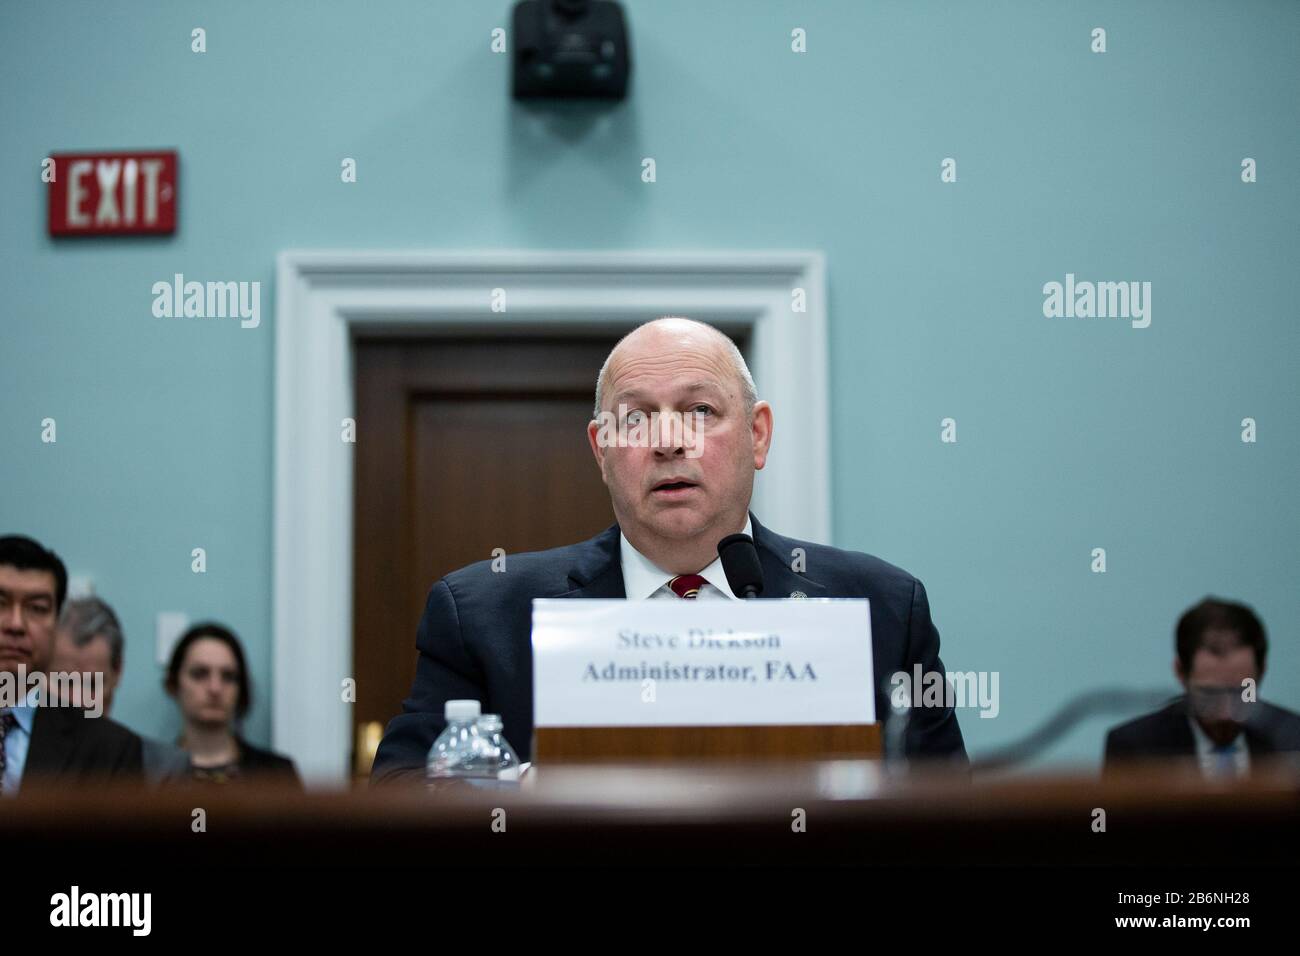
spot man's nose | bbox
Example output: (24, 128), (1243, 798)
(1, 604), (26, 633)
(651, 410), (686, 456)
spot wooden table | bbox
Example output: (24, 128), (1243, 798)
(6, 757), (1299, 866)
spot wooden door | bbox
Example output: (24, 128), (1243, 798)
(351, 337), (620, 775)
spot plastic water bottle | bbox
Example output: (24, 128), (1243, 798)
(474, 714), (520, 783)
(426, 700), (520, 788)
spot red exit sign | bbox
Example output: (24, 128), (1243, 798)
(47, 150), (178, 236)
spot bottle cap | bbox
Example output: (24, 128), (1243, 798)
(444, 699), (481, 721)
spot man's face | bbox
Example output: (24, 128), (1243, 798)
(0, 565), (58, 676)
(1178, 632), (1260, 747)
(587, 324), (772, 547)
(50, 630), (119, 713)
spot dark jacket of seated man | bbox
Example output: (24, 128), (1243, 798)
(372, 512), (967, 783)
(1103, 696), (1300, 775)
(20, 706), (143, 787)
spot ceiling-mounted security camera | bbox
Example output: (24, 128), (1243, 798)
(511, 0), (631, 100)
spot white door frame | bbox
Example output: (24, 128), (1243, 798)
(273, 250), (830, 783)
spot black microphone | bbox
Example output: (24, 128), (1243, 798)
(717, 533), (764, 599)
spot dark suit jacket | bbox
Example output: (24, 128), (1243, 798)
(372, 512), (968, 783)
(233, 736), (302, 786)
(1103, 697), (1300, 773)
(173, 736), (301, 787)
(24, 706), (143, 785)
(140, 736), (192, 785)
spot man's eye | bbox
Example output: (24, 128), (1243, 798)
(691, 405), (713, 415)
(625, 410), (646, 424)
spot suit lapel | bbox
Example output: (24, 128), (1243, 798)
(558, 524), (626, 599)
(750, 512), (828, 599)
(1160, 703), (1198, 755)
(1244, 725), (1275, 757)
(25, 705), (76, 775)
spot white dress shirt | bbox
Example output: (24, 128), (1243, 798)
(1188, 715), (1250, 779)
(619, 517), (752, 601)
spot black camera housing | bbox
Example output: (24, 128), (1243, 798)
(512, 0), (631, 100)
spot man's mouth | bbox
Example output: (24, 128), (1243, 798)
(650, 478), (699, 497)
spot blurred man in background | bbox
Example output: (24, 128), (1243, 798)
(1105, 597), (1300, 778)
(52, 595), (190, 785)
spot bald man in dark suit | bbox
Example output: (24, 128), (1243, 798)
(373, 319), (967, 782)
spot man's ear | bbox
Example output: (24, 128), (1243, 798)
(587, 419), (607, 475)
(1173, 657), (1188, 689)
(751, 401), (773, 471)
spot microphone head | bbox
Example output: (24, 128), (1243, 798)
(717, 533), (764, 597)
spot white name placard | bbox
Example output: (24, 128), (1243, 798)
(531, 598), (874, 726)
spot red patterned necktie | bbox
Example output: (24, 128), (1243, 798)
(668, 574), (708, 599)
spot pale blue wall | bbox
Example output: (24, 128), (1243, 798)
(2, 0), (1297, 766)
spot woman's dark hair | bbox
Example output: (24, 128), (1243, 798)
(165, 622), (253, 720)
(0, 534), (68, 614)
(1175, 597), (1267, 679)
